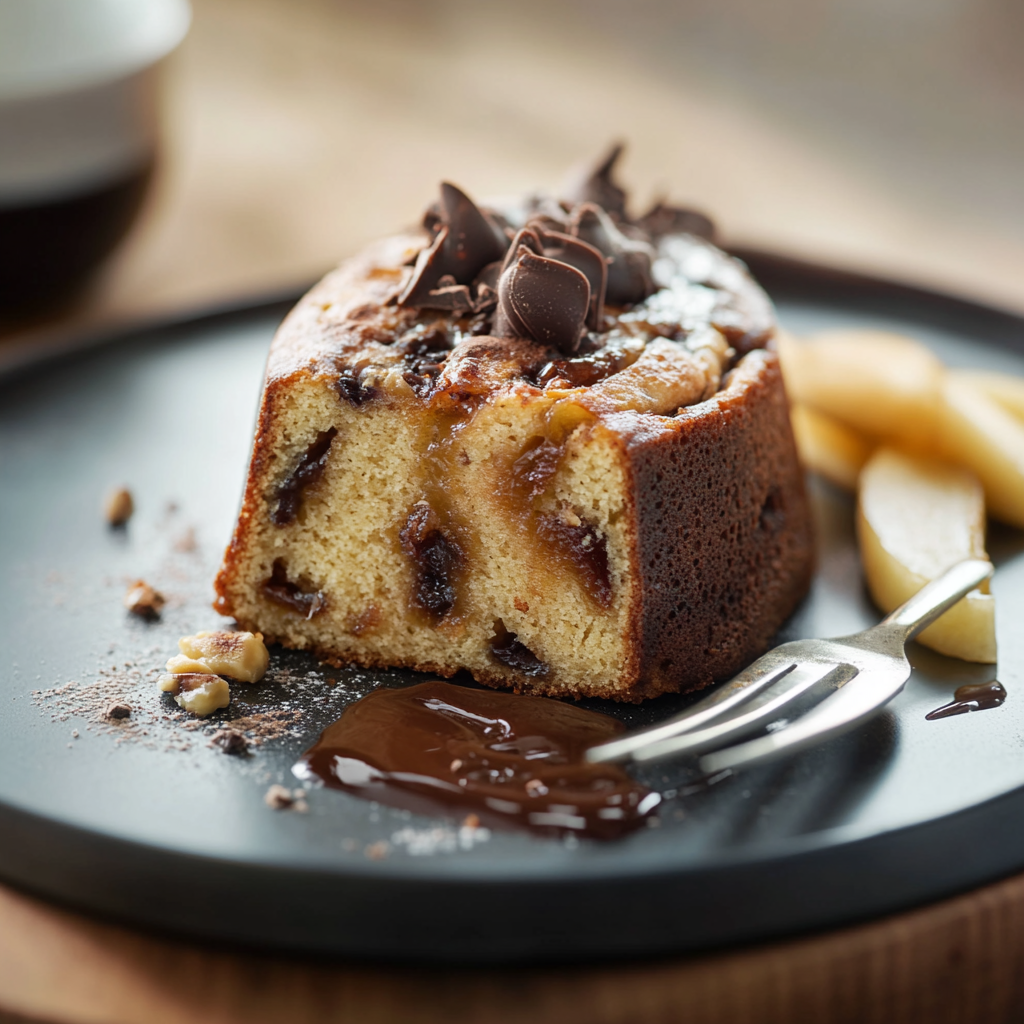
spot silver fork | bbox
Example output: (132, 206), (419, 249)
(586, 559), (993, 774)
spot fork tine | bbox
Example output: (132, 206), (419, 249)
(586, 655), (798, 764)
(698, 663), (904, 774)
(629, 661), (858, 764)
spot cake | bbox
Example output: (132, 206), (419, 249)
(214, 148), (814, 702)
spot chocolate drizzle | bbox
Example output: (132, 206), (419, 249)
(272, 427), (338, 525)
(926, 681), (1006, 720)
(398, 182), (507, 311)
(293, 680), (660, 838)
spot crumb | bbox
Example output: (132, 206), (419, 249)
(524, 778), (547, 796)
(211, 728), (248, 755)
(123, 580), (165, 620)
(365, 840), (390, 860)
(449, 758), (463, 772)
(514, 597), (530, 613)
(71, 729), (79, 738)
(264, 785), (308, 812)
(105, 702), (132, 720)
(172, 526), (197, 553)
(158, 673), (230, 716)
(463, 814), (480, 829)
(105, 488), (134, 527)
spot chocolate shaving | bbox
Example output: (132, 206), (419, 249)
(493, 246), (590, 356)
(399, 183), (508, 309)
(635, 201), (716, 242)
(570, 203), (654, 306)
(560, 142), (628, 219)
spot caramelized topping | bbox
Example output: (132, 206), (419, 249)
(400, 502), (463, 619)
(336, 373), (376, 406)
(294, 680), (659, 838)
(272, 427), (338, 525)
(262, 559), (327, 618)
(537, 510), (612, 607)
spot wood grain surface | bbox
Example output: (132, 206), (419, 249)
(3, 2), (1024, 1021)
(2, 869), (1024, 1024)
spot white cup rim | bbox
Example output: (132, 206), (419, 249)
(0, 0), (191, 102)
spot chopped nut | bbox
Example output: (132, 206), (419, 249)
(158, 672), (229, 716)
(105, 487), (134, 526)
(166, 630), (268, 683)
(124, 580), (165, 619)
(211, 728), (248, 755)
(105, 702), (132, 720)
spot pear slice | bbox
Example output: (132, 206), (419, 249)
(951, 369), (1024, 422)
(857, 447), (996, 663)
(790, 404), (873, 491)
(937, 373), (1024, 529)
(779, 329), (944, 452)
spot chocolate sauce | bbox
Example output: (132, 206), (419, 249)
(261, 559), (327, 618)
(294, 681), (659, 838)
(926, 681), (1006, 721)
(272, 427), (338, 525)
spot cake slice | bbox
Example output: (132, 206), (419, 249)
(214, 152), (814, 701)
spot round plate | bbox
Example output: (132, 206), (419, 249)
(1, 256), (1023, 963)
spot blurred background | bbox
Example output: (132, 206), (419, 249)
(3, 0), (1023, 351)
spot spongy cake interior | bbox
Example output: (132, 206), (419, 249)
(218, 372), (640, 698)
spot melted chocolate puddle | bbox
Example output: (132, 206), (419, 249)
(294, 681), (660, 839)
(926, 681), (1006, 721)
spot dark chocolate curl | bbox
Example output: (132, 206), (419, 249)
(399, 183), (508, 309)
(636, 201), (716, 242)
(494, 248), (590, 355)
(570, 203), (655, 306)
(560, 142), (628, 219)
(537, 230), (607, 331)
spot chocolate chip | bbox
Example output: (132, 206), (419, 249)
(105, 702), (132, 720)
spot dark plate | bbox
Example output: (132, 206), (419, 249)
(1, 255), (1023, 964)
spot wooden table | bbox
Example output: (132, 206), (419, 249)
(4, 2), (1024, 1020)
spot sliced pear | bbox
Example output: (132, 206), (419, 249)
(790, 404), (873, 490)
(937, 373), (1024, 529)
(949, 369), (1024, 423)
(857, 447), (995, 663)
(780, 329), (944, 452)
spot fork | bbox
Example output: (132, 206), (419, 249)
(586, 558), (993, 774)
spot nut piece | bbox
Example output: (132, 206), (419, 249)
(124, 580), (165, 619)
(105, 487), (134, 526)
(211, 728), (248, 755)
(166, 630), (269, 683)
(157, 672), (230, 716)
(105, 702), (132, 720)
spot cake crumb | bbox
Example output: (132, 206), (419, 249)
(211, 728), (248, 755)
(463, 814), (480, 829)
(123, 580), (165, 620)
(172, 527), (197, 553)
(105, 702), (132, 720)
(265, 785), (308, 812)
(365, 840), (390, 860)
(105, 488), (134, 527)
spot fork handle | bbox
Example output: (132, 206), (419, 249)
(881, 558), (993, 640)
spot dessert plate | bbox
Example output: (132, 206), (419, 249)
(1, 253), (1023, 963)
